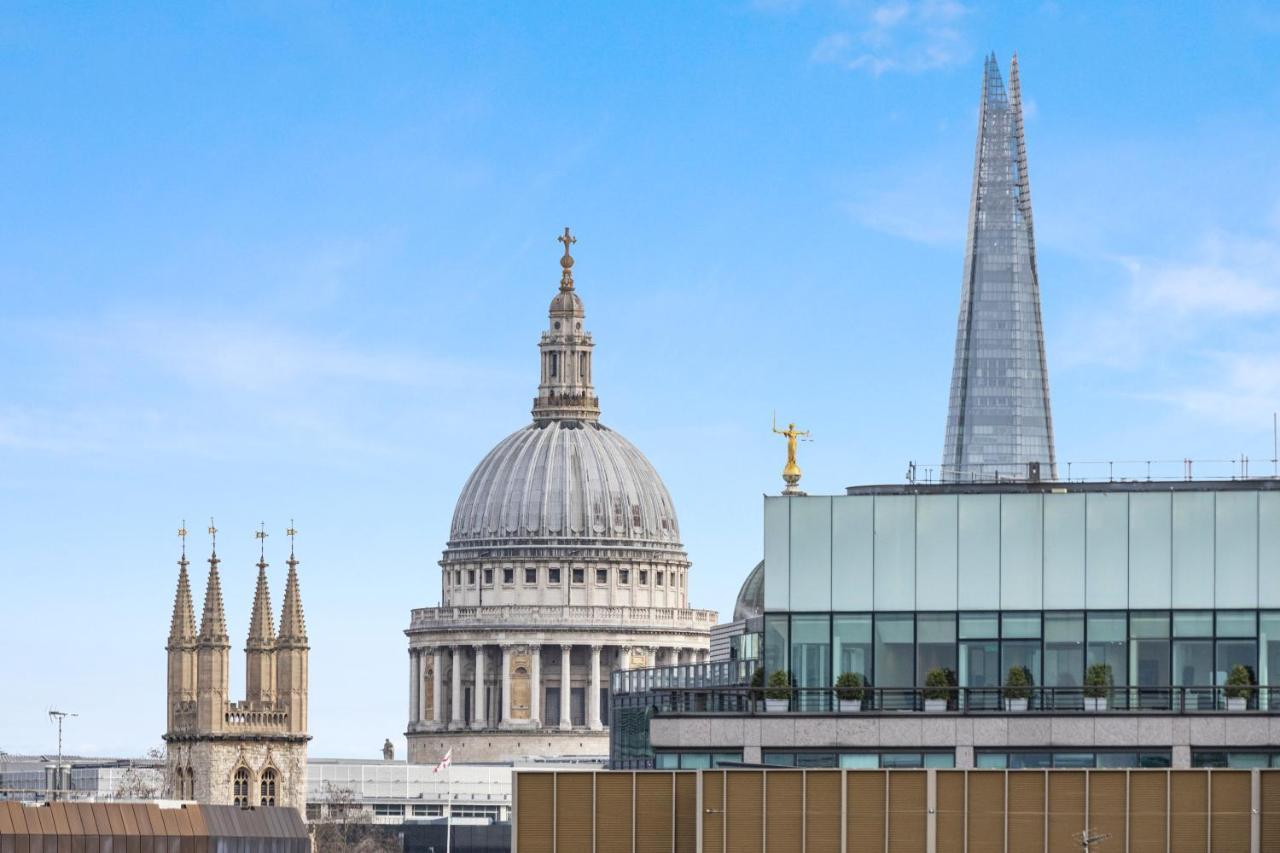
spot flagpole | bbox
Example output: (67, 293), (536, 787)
(445, 759), (452, 853)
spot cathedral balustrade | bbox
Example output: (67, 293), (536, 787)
(408, 604), (717, 633)
(223, 706), (290, 728)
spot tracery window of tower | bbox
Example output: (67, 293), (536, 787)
(260, 768), (278, 806)
(233, 766), (251, 806)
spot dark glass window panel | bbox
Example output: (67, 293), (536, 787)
(1173, 611), (1213, 638)
(1053, 753), (1095, 769)
(976, 753), (1008, 769)
(1002, 612), (1041, 639)
(833, 614), (872, 687)
(875, 614), (915, 688)
(795, 753), (838, 768)
(1044, 612), (1084, 689)
(1218, 611), (1257, 638)
(1009, 753), (1052, 769)
(917, 613), (957, 687)
(880, 753), (923, 769)
(763, 614), (790, 682)
(763, 753), (795, 767)
(960, 612), (999, 639)
(1097, 752), (1139, 769)
(1139, 753), (1172, 769)
(791, 614), (831, 711)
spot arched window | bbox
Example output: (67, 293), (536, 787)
(233, 766), (251, 806)
(260, 767), (278, 806)
(186, 767), (195, 799)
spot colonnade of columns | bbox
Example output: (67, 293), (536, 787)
(407, 642), (710, 732)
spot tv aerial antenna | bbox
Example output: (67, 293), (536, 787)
(47, 708), (78, 801)
(1074, 828), (1112, 850)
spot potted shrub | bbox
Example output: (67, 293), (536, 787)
(835, 672), (866, 713)
(1083, 662), (1113, 712)
(764, 669), (792, 713)
(1003, 666), (1033, 712)
(1225, 664), (1255, 711)
(924, 667), (955, 712)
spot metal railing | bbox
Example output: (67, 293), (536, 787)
(907, 456), (1280, 485)
(646, 685), (1278, 715)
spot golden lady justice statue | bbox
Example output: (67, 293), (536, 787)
(772, 414), (811, 496)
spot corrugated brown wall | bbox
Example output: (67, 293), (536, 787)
(512, 768), (1277, 853)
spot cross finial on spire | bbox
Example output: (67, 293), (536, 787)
(286, 521), (297, 560)
(557, 227), (576, 290)
(207, 517), (218, 557)
(255, 521), (269, 564)
(178, 520), (188, 563)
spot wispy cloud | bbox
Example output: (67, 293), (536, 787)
(811, 0), (971, 76)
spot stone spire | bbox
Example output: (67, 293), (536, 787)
(532, 227), (601, 424)
(942, 53), (1056, 482)
(168, 550), (197, 650)
(247, 535), (276, 648)
(198, 548), (228, 645)
(278, 549), (307, 646)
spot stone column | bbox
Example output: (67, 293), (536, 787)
(589, 645), (603, 730)
(450, 646), (463, 727)
(501, 645), (513, 727)
(409, 649), (420, 724)
(418, 648), (429, 722)
(472, 644), (486, 730)
(559, 644), (573, 730)
(530, 645), (542, 726)
(432, 647), (444, 725)
(619, 646), (632, 671)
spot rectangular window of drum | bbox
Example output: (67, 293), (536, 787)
(596, 568), (608, 584)
(502, 568), (514, 585)
(548, 567), (560, 584)
(572, 568), (584, 584)
(483, 568), (493, 585)
(524, 567), (536, 584)
(467, 569), (475, 585)
(620, 569), (630, 585)
(656, 571), (664, 586)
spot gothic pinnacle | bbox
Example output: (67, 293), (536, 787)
(198, 521), (229, 644)
(247, 555), (276, 649)
(278, 536), (308, 647)
(168, 533), (197, 649)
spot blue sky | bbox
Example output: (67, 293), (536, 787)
(3, 1), (1280, 759)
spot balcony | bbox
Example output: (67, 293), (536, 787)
(408, 604), (718, 633)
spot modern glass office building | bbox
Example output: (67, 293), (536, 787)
(610, 479), (1280, 770)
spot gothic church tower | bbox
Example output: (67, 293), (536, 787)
(164, 524), (309, 811)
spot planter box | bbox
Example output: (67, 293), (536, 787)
(838, 699), (862, 713)
(1004, 698), (1029, 712)
(1083, 697), (1108, 712)
(764, 699), (789, 713)
(924, 699), (948, 713)
(1226, 696), (1247, 711)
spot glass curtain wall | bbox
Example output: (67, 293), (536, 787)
(1130, 612), (1171, 709)
(833, 614), (872, 695)
(1001, 613), (1042, 707)
(791, 614), (831, 711)
(959, 613), (999, 710)
(1173, 612), (1214, 710)
(875, 614), (914, 708)
(1044, 612), (1083, 709)
(1263, 613), (1280, 710)
(917, 613), (957, 692)
(1087, 612), (1127, 708)
(763, 614), (789, 704)
(1216, 611), (1257, 710)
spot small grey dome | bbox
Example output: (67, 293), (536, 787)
(450, 419), (681, 549)
(733, 560), (764, 622)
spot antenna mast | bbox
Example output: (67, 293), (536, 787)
(47, 708), (78, 801)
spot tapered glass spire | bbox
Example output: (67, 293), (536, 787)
(942, 53), (1056, 482)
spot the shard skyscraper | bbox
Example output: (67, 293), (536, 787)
(942, 53), (1057, 482)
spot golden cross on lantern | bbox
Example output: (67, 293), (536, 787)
(178, 521), (188, 559)
(557, 227), (576, 259)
